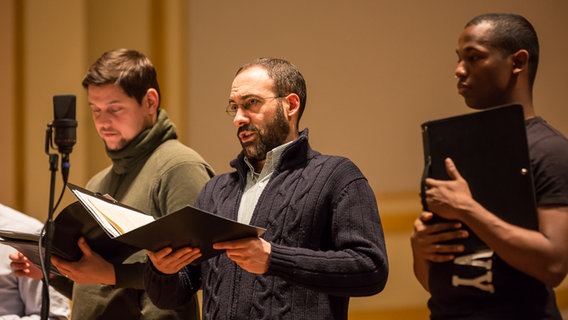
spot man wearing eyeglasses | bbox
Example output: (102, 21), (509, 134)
(143, 57), (389, 320)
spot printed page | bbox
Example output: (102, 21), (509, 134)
(71, 190), (155, 237)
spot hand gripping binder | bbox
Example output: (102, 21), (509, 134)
(0, 184), (265, 275)
(420, 104), (538, 254)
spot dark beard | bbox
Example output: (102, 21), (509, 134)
(239, 104), (290, 162)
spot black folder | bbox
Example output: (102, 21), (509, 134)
(0, 184), (265, 274)
(0, 201), (129, 276)
(420, 104), (538, 254)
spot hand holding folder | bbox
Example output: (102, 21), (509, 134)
(0, 184), (265, 275)
(420, 104), (538, 254)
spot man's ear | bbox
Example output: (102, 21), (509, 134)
(512, 49), (529, 75)
(284, 93), (301, 118)
(145, 88), (160, 113)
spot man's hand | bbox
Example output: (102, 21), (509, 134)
(425, 158), (475, 220)
(411, 211), (468, 263)
(410, 211), (469, 291)
(51, 237), (116, 285)
(147, 247), (202, 275)
(9, 251), (44, 279)
(213, 237), (271, 274)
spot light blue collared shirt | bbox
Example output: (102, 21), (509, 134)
(237, 141), (293, 225)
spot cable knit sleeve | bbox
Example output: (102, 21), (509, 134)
(265, 164), (388, 296)
(144, 261), (201, 309)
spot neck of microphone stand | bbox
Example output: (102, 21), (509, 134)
(61, 153), (70, 184)
(41, 153), (59, 320)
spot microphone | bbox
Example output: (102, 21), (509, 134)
(52, 95), (77, 155)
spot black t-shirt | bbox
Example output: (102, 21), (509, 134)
(428, 117), (568, 320)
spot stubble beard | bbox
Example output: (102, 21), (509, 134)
(103, 137), (129, 151)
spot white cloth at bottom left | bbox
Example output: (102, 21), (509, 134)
(0, 203), (70, 320)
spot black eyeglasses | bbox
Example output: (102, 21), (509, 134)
(226, 96), (283, 117)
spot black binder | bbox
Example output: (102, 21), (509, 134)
(0, 201), (131, 276)
(420, 104), (538, 254)
(0, 184), (265, 274)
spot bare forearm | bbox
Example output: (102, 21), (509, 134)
(412, 254), (430, 291)
(458, 203), (567, 287)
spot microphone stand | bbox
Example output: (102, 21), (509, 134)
(41, 123), (58, 320)
(40, 95), (76, 320)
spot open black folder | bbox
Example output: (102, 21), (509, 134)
(0, 184), (265, 274)
(420, 104), (538, 254)
(0, 201), (120, 277)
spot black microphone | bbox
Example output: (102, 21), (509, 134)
(52, 94), (77, 155)
(52, 95), (77, 182)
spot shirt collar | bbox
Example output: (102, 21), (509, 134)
(244, 139), (294, 181)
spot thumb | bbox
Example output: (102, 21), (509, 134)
(77, 237), (93, 256)
(445, 158), (463, 181)
(420, 211), (434, 222)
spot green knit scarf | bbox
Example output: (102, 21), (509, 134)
(106, 109), (178, 175)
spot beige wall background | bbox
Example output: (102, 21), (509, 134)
(1, 0), (567, 318)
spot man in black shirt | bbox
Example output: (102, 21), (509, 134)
(411, 13), (568, 319)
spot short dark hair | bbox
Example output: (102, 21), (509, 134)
(237, 57), (307, 124)
(82, 49), (161, 107)
(466, 13), (539, 89)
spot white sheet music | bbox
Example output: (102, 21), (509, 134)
(71, 190), (155, 237)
